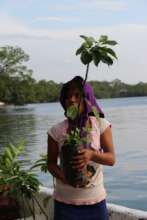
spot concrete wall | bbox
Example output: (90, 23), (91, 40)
(19, 186), (147, 220)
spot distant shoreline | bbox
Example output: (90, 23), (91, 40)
(1, 96), (147, 107)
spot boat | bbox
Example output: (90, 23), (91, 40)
(18, 186), (147, 220)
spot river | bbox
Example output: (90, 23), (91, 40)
(0, 96), (147, 211)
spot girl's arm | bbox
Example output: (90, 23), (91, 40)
(47, 134), (66, 183)
(93, 126), (116, 166)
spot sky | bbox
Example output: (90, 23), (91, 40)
(0, 0), (147, 84)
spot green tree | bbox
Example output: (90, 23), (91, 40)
(0, 46), (32, 77)
(0, 46), (34, 105)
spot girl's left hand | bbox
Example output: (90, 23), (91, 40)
(71, 148), (94, 170)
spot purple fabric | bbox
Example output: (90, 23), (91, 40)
(83, 82), (104, 118)
(59, 76), (104, 119)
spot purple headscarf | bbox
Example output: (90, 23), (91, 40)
(83, 81), (104, 118)
(60, 76), (104, 121)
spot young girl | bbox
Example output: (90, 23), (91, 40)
(47, 76), (115, 220)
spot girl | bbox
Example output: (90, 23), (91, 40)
(47, 76), (115, 220)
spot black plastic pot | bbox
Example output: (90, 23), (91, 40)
(60, 143), (89, 187)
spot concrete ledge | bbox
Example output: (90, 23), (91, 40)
(18, 186), (147, 220)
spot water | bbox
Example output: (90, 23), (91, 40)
(0, 97), (147, 211)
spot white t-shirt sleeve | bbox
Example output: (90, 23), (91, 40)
(47, 120), (68, 146)
(99, 118), (111, 135)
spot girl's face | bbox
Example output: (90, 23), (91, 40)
(65, 87), (84, 114)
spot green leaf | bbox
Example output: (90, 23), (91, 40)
(66, 105), (79, 120)
(80, 35), (95, 47)
(5, 148), (13, 161)
(31, 162), (47, 170)
(105, 40), (117, 46)
(76, 44), (85, 55)
(103, 47), (117, 59)
(91, 50), (101, 66)
(80, 50), (92, 65)
(5, 157), (12, 168)
(99, 35), (108, 43)
(9, 143), (17, 158)
(101, 55), (114, 66)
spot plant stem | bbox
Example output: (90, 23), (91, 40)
(22, 195), (26, 220)
(83, 63), (89, 86)
(33, 196), (48, 220)
(32, 198), (36, 220)
(25, 197), (36, 220)
(73, 63), (90, 135)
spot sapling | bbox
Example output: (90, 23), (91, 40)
(60, 35), (118, 187)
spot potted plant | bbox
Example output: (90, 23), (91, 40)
(60, 126), (92, 187)
(60, 35), (118, 187)
(0, 142), (48, 220)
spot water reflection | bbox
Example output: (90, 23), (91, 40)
(0, 113), (36, 148)
(0, 104), (64, 176)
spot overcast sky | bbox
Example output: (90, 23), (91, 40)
(0, 0), (147, 84)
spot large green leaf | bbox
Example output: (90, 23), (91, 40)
(103, 47), (117, 59)
(76, 43), (85, 55)
(80, 50), (92, 65)
(66, 105), (79, 120)
(99, 35), (108, 43)
(91, 50), (101, 66)
(101, 55), (114, 66)
(104, 40), (117, 46)
(80, 35), (95, 47)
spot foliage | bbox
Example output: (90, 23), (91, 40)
(66, 105), (79, 120)
(76, 35), (117, 67)
(31, 154), (48, 173)
(0, 142), (48, 219)
(0, 142), (40, 198)
(0, 46), (35, 105)
(1, 72), (147, 105)
(65, 128), (82, 145)
(1, 45), (147, 105)
(65, 127), (91, 146)
(0, 46), (32, 77)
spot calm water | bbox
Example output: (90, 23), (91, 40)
(0, 97), (147, 211)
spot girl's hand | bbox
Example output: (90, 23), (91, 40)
(71, 148), (94, 170)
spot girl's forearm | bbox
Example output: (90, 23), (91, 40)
(92, 151), (115, 166)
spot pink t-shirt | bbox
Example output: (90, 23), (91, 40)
(48, 117), (111, 205)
